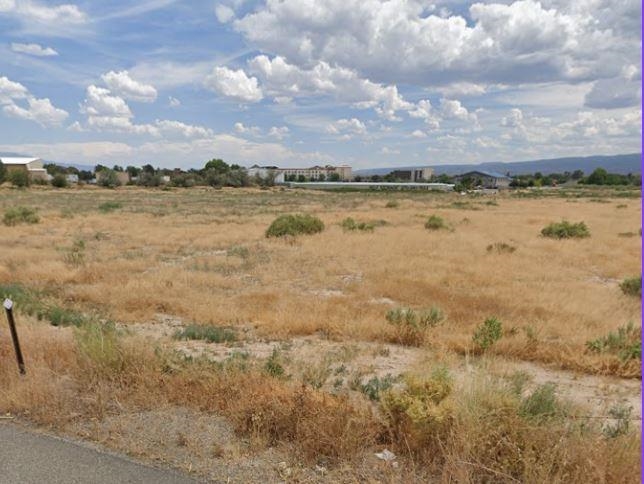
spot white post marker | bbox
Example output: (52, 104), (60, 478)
(3, 298), (13, 310)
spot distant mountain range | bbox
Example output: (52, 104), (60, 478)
(355, 153), (642, 176)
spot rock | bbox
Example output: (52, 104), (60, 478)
(375, 449), (396, 462)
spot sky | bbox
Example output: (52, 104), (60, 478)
(0, 0), (641, 170)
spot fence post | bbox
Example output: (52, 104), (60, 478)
(3, 298), (26, 375)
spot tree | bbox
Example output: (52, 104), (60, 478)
(571, 169), (584, 180)
(51, 174), (68, 188)
(112, 165), (124, 172)
(318, 173), (326, 181)
(328, 172), (340, 182)
(78, 170), (94, 182)
(97, 169), (121, 188)
(297, 174), (306, 182)
(126, 166), (141, 178)
(142, 164), (155, 174)
(585, 168), (608, 185)
(0, 161), (5, 184)
(204, 159), (229, 173)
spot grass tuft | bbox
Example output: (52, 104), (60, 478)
(425, 215), (447, 230)
(3, 206), (39, 226)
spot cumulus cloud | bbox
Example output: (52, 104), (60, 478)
(0, 75), (68, 126)
(326, 118), (367, 139)
(3, 96), (68, 126)
(268, 126), (289, 140)
(234, 0), (634, 86)
(10, 42), (58, 56)
(248, 55), (411, 120)
(204, 66), (263, 102)
(101, 70), (158, 103)
(234, 122), (261, 136)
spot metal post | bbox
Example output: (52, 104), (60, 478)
(3, 299), (25, 375)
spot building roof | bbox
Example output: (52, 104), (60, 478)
(0, 157), (41, 165)
(460, 170), (510, 179)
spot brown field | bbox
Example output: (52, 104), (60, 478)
(0, 185), (641, 482)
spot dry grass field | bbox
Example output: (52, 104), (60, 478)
(0, 184), (641, 482)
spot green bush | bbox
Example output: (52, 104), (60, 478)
(3, 206), (39, 226)
(519, 383), (562, 421)
(586, 322), (641, 362)
(265, 214), (324, 238)
(51, 174), (68, 188)
(173, 325), (236, 343)
(425, 215), (447, 230)
(472, 317), (503, 351)
(360, 374), (398, 401)
(541, 221), (590, 239)
(341, 217), (375, 232)
(619, 276), (641, 297)
(8, 170), (29, 187)
(386, 306), (445, 346)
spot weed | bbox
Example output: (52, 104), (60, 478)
(173, 325), (236, 343)
(541, 220), (590, 239)
(302, 359), (333, 389)
(385, 306), (445, 346)
(472, 317), (503, 351)
(616, 204), (628, 209)
(75, 322), (126, 380)
(486, 242), (516, 254)
(425, 215), (447, 230)
(266, 214), (324, 238)
(98, 201), (123, 213)
(619, 276), (641, 297)
(3, 206), (39, 226)
(586, 322), (641, 362)
(264, 348), (286, 378)
(360, 374), (398, 401)
(63, 239), (86, 267)
(519, 383), (562, 421)
(227, 245), (250, 259)
(603, 404), (632, 438)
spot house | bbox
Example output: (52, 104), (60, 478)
(389, 167), (434, 182)
(454, 170), (512, 189)
(0, 157), (49, 181)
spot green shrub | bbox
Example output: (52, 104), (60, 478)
(619, 276), (641, 297)
(51, 174), (68, 188)
(425, 215), (447, 230)
(265, 214), (324, 238)
(97, 169), (122, 188)
(386, 306), (445, 346)
(586, 322), (641, 362)
(541, 220), (590, 239)
(519, 383), (562, 421)
(98, 201), (123, 213)
(486, 242), (516, 254)
(8, 170), (29, 187)
(264, 348), (286, 378)
(3, 206), (39, 226)
(472, 317), (503, 351)
(340, 217), (375, 232)
(360, 374), (398, 401)
(385, 200), (399, 208)
(380, 368), (454, 452)
(173, 325), (236, 343)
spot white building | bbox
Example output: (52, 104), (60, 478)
(0, 157), (48, 181)
(247, 165), (285, 184)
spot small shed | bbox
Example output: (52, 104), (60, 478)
(0, 157), (48, 181)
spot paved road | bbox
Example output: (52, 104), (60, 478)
(0, 422), (199, 483)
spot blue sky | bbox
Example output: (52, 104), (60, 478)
(0, 0), (641, 169)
